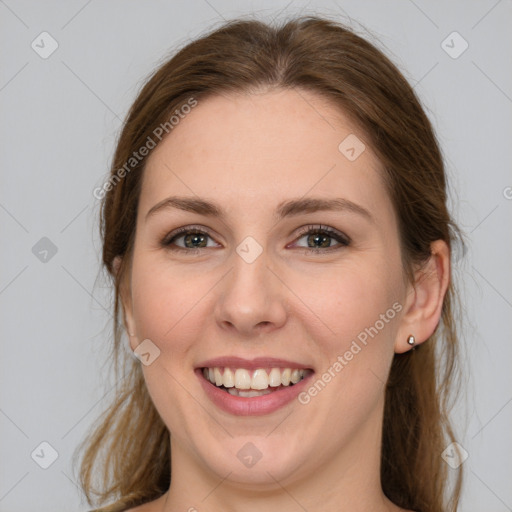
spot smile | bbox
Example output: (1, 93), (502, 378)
(201, 367), (313, 397)
(195, 357), (315, 416)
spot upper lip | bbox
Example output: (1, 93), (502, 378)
(195, 356), (313, 371)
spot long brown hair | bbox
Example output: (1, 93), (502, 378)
(75, 15), (464, 512)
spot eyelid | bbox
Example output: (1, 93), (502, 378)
(161, 223), (350, 252)
(293, 224), (350, 243)
(161, 225), (219, 248)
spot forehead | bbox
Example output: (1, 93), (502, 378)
(139, 88), (389, 220)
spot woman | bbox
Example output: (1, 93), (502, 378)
(76, 15), (464, 512)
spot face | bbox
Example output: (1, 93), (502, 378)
(121, 88), (410, 490)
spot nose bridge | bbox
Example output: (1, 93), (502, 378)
(214, 240), (287, 334)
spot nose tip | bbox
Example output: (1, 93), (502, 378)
(220, 319), (275, 339)
(214, 257), (287, 337)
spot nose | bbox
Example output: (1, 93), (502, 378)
(214, 247), (288, 337)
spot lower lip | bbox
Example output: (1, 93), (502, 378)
(195, 369), (314, 416)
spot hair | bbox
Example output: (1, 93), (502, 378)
(75, 14), (464, 512)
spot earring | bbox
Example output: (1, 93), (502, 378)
(129, 332), (135, 337)
(407, 335), (415, 346)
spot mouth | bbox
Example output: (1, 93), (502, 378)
(194, 358), (315, 416)
(200, 366), (313, 397)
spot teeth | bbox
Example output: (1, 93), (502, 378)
(281, 368), (291, 386)
(223, 367), (235, 387)
(234, 369), (252, 389)
(228, 387), (273, 397)
(268, 368), (282, 387)
(251, 369), (269, 390)
(202, 366), (310, 391)
(290, 369), (301, 384)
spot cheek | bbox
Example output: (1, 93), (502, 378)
(289, 259), (403, 423)
(289, 265), (402, 431)
(130, 255), (219, 357)
(292, 258), (402, 349)
(128, 256), (219, 437)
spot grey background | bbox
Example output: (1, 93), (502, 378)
(1, 1), (511, 511)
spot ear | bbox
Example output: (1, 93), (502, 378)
(113, 255), (137, 350)
(395, 240), (450, 353)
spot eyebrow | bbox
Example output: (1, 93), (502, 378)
(145, 196), (373, 223)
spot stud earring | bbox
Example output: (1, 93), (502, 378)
(407, 335), (415, 346)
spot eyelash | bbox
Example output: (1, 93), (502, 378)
(162, 224), (351, 255)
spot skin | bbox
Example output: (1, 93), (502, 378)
(118, 88), (450, 512)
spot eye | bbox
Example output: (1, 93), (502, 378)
(290, 225), (350, 253)
(161, 224), (350, 255)
(161, 226), (220, 252)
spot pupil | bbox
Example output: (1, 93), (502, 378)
(308, 233), (330, 248)
(185, 233), (206, 248)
